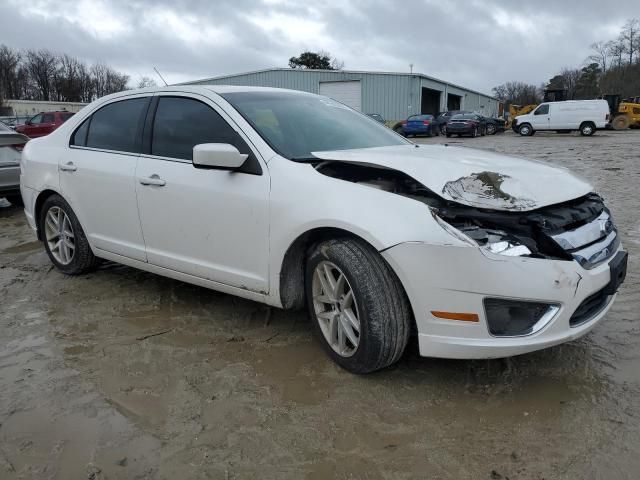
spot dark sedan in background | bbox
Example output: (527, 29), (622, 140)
(445, 113), (487, 137)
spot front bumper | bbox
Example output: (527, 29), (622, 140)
(382, 242), (623, 359)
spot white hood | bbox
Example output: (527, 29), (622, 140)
(311, 144), (593, 211)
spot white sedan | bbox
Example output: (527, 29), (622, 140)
(19, 86), (627, 373)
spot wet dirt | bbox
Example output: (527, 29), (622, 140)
(1, 131), (639, 479)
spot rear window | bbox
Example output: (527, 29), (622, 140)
(408, 115), (434, 121)
(60, 112), (74, 123)
(84, 98), (149, 153)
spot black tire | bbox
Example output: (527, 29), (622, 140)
(480, 125), (486, 136)
(440, 125), (447, 135)
(446, 133), (452, 138)
(580, 122), (596, 136)
(519, 123), (533, 136)
(5, 194), (23, 206)
(305, 238), (411, 374)
(471, 127), (478, 137)
(39, 194), (99, 275)
(486, 123), (496, 135)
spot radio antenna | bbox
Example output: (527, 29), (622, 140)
(153, 67), (168, 86)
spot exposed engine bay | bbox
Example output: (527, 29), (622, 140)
(314, 161), (613, 267)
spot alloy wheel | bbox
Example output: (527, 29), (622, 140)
(312, 261), (361, 357)
(45, 206), (75, 265)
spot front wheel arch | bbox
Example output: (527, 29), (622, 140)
(277, 227), (411, 315)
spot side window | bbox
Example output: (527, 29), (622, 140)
(42, 113), (55, 123)
(29, 114), (43, 124)
(71, 118), (90, 147)
(535, 104), (549, 115)
(86, 97), (149, 153)
(151, 97), (249, 161)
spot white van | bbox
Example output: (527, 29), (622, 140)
(514, 100), (610, 136)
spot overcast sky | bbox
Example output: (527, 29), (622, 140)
(2, 0), (639, 94)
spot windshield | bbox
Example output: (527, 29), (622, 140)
(221, 91), (408, 160)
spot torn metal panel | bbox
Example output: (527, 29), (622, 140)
(442, 171), (537, 211)
(311, 144), (593, 211)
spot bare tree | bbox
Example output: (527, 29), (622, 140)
(588, 41), (610, 73)
(607, 39), (626, 69)
(137, 76), (157, 89)
(620, 18), (640, 64)
(491, 81), (541, 106)
(24, 49), (58, 100)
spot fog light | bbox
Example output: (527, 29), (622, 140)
(484, 298), (559, 337)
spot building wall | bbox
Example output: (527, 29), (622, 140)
(1, 99), (87, 117)
(185, 69), (498, 122)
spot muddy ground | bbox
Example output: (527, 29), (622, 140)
(0, 130), (639, 479)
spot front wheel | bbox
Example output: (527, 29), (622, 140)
(486, 123), (496, 135)
(39, 194), (99, 275)
(519, 123), (533, 136)
(305, 238), (411, 374)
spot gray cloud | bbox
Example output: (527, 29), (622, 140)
(1, 0), (639, 93)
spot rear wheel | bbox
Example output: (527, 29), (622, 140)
(518, 123), (533, 136)
(40, 194), (99, 275)
(580, 122), (595, 136)
(305, 238), (411, 374)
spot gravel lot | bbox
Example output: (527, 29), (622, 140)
(1, 130), (638, 479)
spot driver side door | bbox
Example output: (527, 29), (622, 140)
(135, 94), (270, 293)
(531, 104), (550, 130)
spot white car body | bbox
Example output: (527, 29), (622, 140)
(516, 100), (609, 133)
(19, 86), (626, 365)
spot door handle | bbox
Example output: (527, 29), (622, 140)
(139, 174), (166, 186)
(59, 162), (77, 172)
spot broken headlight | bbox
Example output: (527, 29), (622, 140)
(458, 226), (532, 257)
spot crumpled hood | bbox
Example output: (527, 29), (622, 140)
(311, 144), (593, 211)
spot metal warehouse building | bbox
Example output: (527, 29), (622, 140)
(182, 68), (500, 122)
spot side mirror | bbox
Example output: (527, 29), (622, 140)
(192, 143), (248, 170)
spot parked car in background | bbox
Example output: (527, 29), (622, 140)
(446, 113), (487, 137)
(20, 86), (626, 373)
(0, 122), (28, 205)
(436, 110), (472, 135)
(15, 111), (75, 138)
(514, 100), (609, 136)
(366, 113), (386, 124)
(482, 116), (506, 135)
(397, 114), (439, 137)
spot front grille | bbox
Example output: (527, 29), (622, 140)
(570, 287), (612, 326)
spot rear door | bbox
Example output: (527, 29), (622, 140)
(62, 95), (151, 261)
(135, 93), (270, 292)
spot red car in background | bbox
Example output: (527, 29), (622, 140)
(15, 111), (75, 138)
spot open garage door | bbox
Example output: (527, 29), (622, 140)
(421, 88), (441, 115)
(319, 81), (362, 111)
(447, 93), (462, 111)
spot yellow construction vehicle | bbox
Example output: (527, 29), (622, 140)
(603, 95), (640, 129)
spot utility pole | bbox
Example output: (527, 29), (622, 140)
(409, 63), (413, 74)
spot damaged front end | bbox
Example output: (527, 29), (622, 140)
(314, 161), (618, 270)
